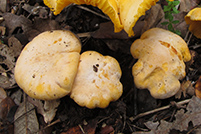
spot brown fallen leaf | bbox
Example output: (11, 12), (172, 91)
(0, 43), (15, 73)
(22, 4), (48, 19)
(0, 0), (7, 13)
(91, 21), (129, 39)
(61, 125), (83, 134)
(135, 96), (201, 133)
(175, 80), (195, 99)
(62, 119), (98, 134)
(28, 97), (60, 123)
(0, 97), (15, 120)
(142, 4), (164, 34)
(195, 76), (201, 99)
(0, 87), (7, 103)
(0, 26), (6, 36)
(100, 125), (114, 134)
(33, 18), (61, 33)
(2, 13), (33, 36)
(14, 99), (39, 134)
(180, 0), (200, 12)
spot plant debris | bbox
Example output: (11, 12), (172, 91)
(0, 0), (201, 133)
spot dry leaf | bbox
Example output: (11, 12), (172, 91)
(0, 0), (7, 13)
(0, 26), (6, 36)
(100, 125), (114, 134)
(62, 119), (97, 134)
(142, 4), (164, 34)
(22, 4), (48, 19)
(14, 100), (39, 134)
(175, 80), (195, 99)
(0, 36), (23, 89)
(0, 43), (15, 73)
(195, 76), (201, 99)
(0, 97), (15, 120)
(8, 36), (23, 58)
(2, 13), (33, 36)
(139, 96), (201, 133)
(180, 0), (200, 12)
(28, 97), (60, 123)
(91, 22), (129, 39)
(0, 75), (13, 89)
(0, 87), (7, 102)
(61, 125), (83, 134)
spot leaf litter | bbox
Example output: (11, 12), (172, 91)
(0, 0), (201, 133)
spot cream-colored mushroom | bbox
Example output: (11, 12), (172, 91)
(70, 51), (123, 109)
(130, 28), (191, 99)
(14, 30), (81, 100)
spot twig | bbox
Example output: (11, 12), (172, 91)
(78, 124), (86, 134)
(76, 5), (110, 20)
(77, 32), (91, 38)
(129, 99), (191, 122)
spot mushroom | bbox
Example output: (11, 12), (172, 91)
(70, 51), (123, 109)
(130, 28), (191, 99)
(43, 0), (158, 36)
(14, 30), (81, 100)
(185, 7), (201, 39)
(119, 0), (158, 36)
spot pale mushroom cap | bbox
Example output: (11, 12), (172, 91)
(130, 28), (191, 99)
(185, 7), (201, 39)
(70, 51), (123, 109)
(15, 30), (81, 100)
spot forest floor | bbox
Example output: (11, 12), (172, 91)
(0, 0), (201, 134)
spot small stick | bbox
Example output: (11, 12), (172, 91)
(129, 99), (191, 122)
(76, 5), (110, 20)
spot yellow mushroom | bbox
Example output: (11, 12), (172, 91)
(130, 28), (191, 99)
(70, 51), (123, 109)
(15, 30), (81, 100)
(119, 0), (158, 36)
(43, 0), (158, 36)
(185, 7), (201, 39)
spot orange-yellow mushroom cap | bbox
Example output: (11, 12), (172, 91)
(70, 51), (123, 109)
(119, 0), (159, 36)
(14, 30), (81, 100)
(185, 7), (201, 39)
(43, 0), (158, 36)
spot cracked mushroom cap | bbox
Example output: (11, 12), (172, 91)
(14, 30), (81, 100)
(70, 51), (123, 109)
(130, 28), (191, 99)
(185, 7), (201, 39)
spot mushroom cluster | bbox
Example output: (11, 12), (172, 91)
(43, 0), (159, 36)
(130, 28), (191, 99)
(14, 30), (123, 108)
